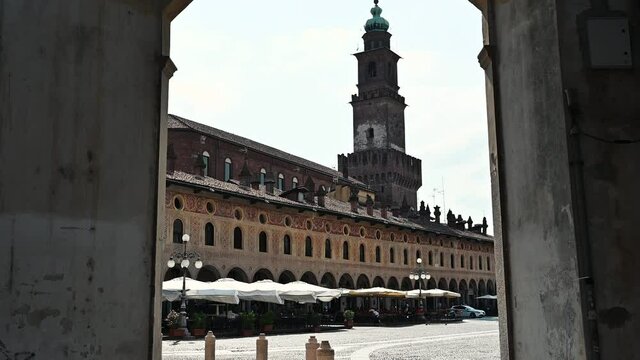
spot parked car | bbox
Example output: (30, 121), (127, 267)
(450, 305), (486, 318)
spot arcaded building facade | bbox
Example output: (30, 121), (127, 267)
(162, 1), (495, 308)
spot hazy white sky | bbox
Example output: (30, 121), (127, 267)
(169, 0), (493, 231)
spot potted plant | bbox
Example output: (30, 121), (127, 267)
(191, 312), (207, 337)
(166, 310), (184, 337)
(343, 310), (355, 329)
(260, 310), (275, 333)
(308, 312), (322, 332)
(239, 312), (256, 337)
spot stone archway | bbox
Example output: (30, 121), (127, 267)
(301, 271), (318, 285)
(478, 279), (486, 296)
(164, 267), (182, 281)
(227, 267), (249, 282)
(426, 278), (437, 290)
(401, 277), (413, 291)
(438, 278), (448, 290)
(372, 276), (385, 288)
(487, 279), (495, 295)
(356, 274), (371, 289)
(278, 270), (296, 284)
(459, 279), (468, 305)
(469, 279), (478, 307)
(320, 272), (337, 288)
(387, 277), (400, 290)
(449, 279), (459, 304)
(196, 265), (221, 282)
(252, 268), (275, 282)
(339, 274), (355, 289)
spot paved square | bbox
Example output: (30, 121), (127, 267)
(163, 318), (500, 359)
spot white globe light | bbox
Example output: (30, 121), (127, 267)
(416, 258), (422, 264)
(409, 274), (415, 280)
(181, 259), (190, 268)
(195, 260), (203, 269)
(182, 234), (190, 242)
(420, 274), (427, 279)
(426, 274), (431, 280)
(167, 259), (175, 268)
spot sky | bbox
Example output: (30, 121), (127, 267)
(169, 0), (493, 232)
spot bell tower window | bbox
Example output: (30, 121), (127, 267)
(368, 62), (377, 77)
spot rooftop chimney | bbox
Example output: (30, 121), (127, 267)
(419, 201), (426, 216)
(446, 210), (455, 225)
(482, 217), (488, 235)
(434, 206), (441, 223)
(264, 172), (275, 194)
(467, 216), (474, 230)
(239, 160), (252, 187)
(366, 195), (374, 216)
(304, 177), (316, 203)
(316, 186), (327, 207)
(349, 189), (359, 213)
(381, 205), (389, 219)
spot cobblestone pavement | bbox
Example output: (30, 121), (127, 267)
(163, 317), (500, 360)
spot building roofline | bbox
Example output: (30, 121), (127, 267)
(166, 172), (493, 244)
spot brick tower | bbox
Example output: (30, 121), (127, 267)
(338, 0), (422, 210)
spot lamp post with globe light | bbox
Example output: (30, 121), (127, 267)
(167, 233), (202, 337)
(409, 258), (431, 317)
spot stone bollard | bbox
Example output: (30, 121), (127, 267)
(256, 333), (268, 360)
(316, 340), (334, 360)
(305, 336), (320, 360)
(205, 331), (216, 360)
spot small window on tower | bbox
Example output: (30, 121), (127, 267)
(368, 62), (377, 77)
(366, 128), (374, 139)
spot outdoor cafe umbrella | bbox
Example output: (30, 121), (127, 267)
(281, 281), (342, 302)
(476, 294), (498, 300)
(162, 277), (240, 304)
(406, 288), (461, 299)
(251, 279), (317, 304)
(211, 278), (284, 304)
(347, 287), (407, 298)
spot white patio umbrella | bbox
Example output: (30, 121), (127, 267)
(212, 278), (284, 304)
(282, 281), (342, 302)
(251, 279), (317, 304)
(406, 288), (461, 299)
(476, 294), (498, 300)
(162, 277), (240, 304)
(348, 287), (407, 298)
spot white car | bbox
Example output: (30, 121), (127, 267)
(450, 305), (486, 318)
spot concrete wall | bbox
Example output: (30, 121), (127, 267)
(0, 1), (189, 358)
(476, 0), (639, 358)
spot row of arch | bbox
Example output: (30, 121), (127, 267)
(164, 266), (496, 297)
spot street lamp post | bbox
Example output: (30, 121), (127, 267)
(167, 233), (203, 338)
(409, 258), (431, 318)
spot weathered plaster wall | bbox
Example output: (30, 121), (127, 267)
(555, 0), (640, 358)
(0, 1), (189, 358)
(479, 0), (640, 358)
(485, 0), (586, 358)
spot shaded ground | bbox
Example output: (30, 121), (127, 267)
(163, 317), (500, 359)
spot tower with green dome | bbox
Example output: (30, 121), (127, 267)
(337, 0), (422, 210)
